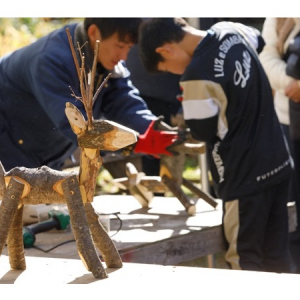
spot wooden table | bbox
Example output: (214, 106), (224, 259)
(1, 195), (296, 266)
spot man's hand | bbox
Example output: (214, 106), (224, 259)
(285, 80), (300, 103)
(134, 120), (178, 157)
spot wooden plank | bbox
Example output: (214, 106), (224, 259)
(1, 195), (297, 266)
(118, 226), (225, 264)
(117, 202), (296, 265)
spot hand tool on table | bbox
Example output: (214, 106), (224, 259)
(22, 209), (70, 248)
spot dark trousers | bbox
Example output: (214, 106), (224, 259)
(281, 124), (299, 204)
(289, 100), (300, 228)
(222, 179), (291, 273)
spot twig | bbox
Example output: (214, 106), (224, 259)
(89, 40), (100, 109)
(93, 73), (112, 105)
(66, 29), (110, 129)
(66, 28), (81, 80)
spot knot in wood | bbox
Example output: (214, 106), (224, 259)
(78, 120), (114, 149)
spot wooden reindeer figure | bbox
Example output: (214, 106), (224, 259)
(113, 124), (218, 215)
(0, 29), (137, 279)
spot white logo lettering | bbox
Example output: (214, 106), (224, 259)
(233, 50), (251, 88)
(212, 141), (225, 183)
(256, 159), (290, 182)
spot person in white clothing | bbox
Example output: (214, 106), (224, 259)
(259, 17), (300, 272)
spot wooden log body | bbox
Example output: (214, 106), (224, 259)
(1, 166), (75, 204)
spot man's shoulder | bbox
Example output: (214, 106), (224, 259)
(34, 23), (79, 63)
(44, 23), (78, 49)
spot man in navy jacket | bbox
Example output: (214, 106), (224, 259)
(0, 18), (177, 171)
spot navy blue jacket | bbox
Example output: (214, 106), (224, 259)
(0, 23), (155, 170)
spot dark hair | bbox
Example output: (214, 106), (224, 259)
(139, 18), (188, 73)
(84, 18), (143, 44)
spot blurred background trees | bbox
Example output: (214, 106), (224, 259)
(0, 18), (79, 56)
(0, 18), (265, 57)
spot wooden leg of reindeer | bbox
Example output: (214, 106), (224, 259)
(7, 204), (26, 270)
(61, 175), (107, 279)
(162, 175), (196, 215)
(85, 203), (123, 268)
(182, 178), (218, 208)
(0, 178), (24, 262)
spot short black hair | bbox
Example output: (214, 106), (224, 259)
(84, 18), (143, 44)
(139, 18), (188, 73)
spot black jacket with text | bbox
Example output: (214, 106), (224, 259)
(180, 22), (292, 201)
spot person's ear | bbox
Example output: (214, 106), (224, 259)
(156, 45), (173, 58)
(87, 24), (101, 49)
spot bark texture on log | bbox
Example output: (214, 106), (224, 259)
(113, 176), (167, 193)
(1, 166), (74, 204)
(162, 175), (196, 215)
(61, 175), (108, 279)
(125, 163), (153, 207)
(79, 148), (102, 203)
(182, 178), (218, 208)
(160, 152), (185, 186)
(85, 203), (123, 268)
(0, 161), (5, 199)
(0, 178), (24, 256)
(7, 205), (26, 270)
(78, 120), (114, 149)
(77, 119), (137, 151)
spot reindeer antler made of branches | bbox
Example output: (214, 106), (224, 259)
(66, 27), (111, 130)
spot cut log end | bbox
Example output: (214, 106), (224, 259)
(187, 205), (196, 216)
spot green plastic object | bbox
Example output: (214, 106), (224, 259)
(22, 209), (70, 248)
(48, 210), (70, 230)
(23, 227), (36, 248)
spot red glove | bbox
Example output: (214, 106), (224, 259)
(134, 120), (178, 157)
